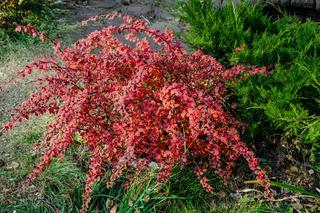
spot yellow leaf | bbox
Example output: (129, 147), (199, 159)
(110, 204), (119, 213)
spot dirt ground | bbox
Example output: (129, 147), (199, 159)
(56, 0), (184, 42)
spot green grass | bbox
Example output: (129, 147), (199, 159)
(1, 159), (85, 213)
(0, 122), (86, 212)
(117, 167), (218, 213)
(85, 167), (283, 213)
(0, 3), (62, 208)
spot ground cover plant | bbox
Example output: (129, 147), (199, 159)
(180, 0), (320, 174)
(0, 13), (274, 212)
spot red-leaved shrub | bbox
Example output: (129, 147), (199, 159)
(2, 14), (272, 212)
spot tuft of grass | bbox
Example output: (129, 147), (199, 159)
(1, 157), (85, 213)
(37, 158), (85, 212)
(0, 117), (86, 212)
(104, 166), (221, 213)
